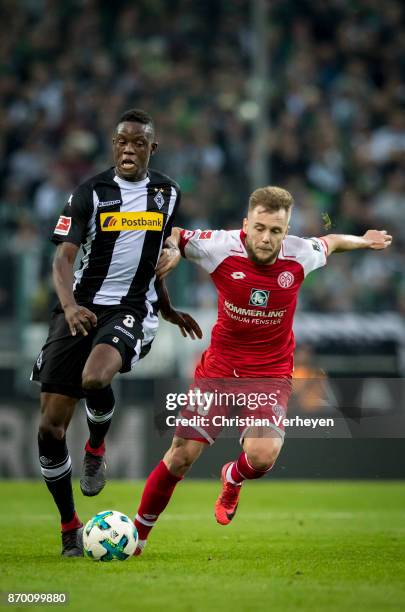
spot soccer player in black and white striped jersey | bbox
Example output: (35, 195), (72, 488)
(31, 109), (201, 557)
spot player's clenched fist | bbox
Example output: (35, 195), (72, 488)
(64, 304), (97, 337)
(363, 229), (393, 250)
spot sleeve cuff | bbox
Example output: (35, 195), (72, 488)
(179, 230), (190, 258)
(319, 237), (329, 256)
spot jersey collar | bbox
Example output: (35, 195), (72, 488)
(113, 169), (150, 188)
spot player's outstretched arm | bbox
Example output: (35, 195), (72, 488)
(53, 242), (97, 336)
(322, 230), (393, 255)
(156, 278), (202, 340)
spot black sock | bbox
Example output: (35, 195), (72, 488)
(38, 432), (74, 525)
(85, 385), (115, 449)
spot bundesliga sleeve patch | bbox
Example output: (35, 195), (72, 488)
(199, 230), (213, 239)
(54, 215), (72, 236)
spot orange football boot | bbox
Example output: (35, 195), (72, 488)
(214, 462), (242, 525)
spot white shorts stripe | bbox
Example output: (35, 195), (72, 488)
(188, 424), (215, 446)
(129, 338), (143, 370)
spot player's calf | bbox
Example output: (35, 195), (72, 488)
(134, 438), (204, 553)
(243, 433), (283, 475)
(38, 394), (80, 544)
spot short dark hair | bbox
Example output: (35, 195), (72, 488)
(116, 108), (155, 136)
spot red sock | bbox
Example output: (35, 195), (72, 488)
(135, 461), (183, 540)
(229, 452), (273, 484)
(61, 511), (82, 532)
(85, 440), (105, 457)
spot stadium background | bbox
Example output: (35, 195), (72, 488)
(0, 0), (404, 480)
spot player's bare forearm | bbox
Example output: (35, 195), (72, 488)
(53, 242), (97, 336)
(323, 230), (392, 255)
(156, 278), (172, 317)
(52, 243), (78, 309)
(167, 227), (182, 248)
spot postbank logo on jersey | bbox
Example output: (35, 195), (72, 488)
(249, 289), (270, 308)
(100, 212), (163, 231)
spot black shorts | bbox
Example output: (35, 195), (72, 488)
(31, 303), (154, 398)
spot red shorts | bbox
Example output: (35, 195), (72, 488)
(175, 350), (292, 445)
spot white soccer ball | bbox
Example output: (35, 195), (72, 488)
(83, 510), (138, 561)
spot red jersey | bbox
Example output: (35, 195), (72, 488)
(179, 229), (328, 377)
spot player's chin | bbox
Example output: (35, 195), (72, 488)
(254, 251), (274, 264)
(118, 163), (140, 180)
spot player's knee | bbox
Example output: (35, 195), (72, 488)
(166, 448), (195, 475)
(164, 440), (202, 476)
(246, 440), (282, 471)
(38, 421), (65, 442)
(82, 372), (110, 390)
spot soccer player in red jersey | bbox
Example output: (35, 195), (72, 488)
(134, 186), (392, 555)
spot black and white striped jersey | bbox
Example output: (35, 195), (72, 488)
(51, 167), (180, 321)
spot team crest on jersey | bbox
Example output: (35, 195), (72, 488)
(277, 271), (294, 288)
(154, 189), (165, 209)
(249, 289), (269, 308)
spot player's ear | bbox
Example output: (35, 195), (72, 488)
(150, 142), (158, 155)
(242, 217), (248, 233)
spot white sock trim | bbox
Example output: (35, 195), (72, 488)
(135, 513), (156, 527)
(40, 455), (72, 479)
(85, 402), (115, 424)
(245, 452), (273, 474)
(225, 463), (242, 486)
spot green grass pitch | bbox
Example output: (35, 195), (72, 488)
(1, 481), (404, 611)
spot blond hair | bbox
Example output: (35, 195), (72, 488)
(248, 186), (294, 214)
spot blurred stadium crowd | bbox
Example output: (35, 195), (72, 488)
(0, 0), (404, 320)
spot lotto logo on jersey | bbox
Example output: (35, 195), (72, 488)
(249, 289), (270, 308)
(54, 215), (72, 236)
(100, 212), (163, 231)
